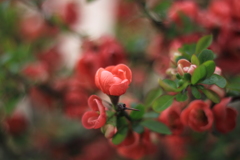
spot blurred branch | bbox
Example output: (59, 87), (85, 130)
(135, 0), (167, 32)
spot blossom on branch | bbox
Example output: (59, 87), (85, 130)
(95, 64), (132, 96)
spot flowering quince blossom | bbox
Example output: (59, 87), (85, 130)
(95, 64), (132, 96)
(168, 1), (199, 24)
(177, 59), (197, 76)
(159, 103), (184, 135)
(212, 98), (238, 133)
(181, 100), (214, 132)
(115, 130), (156, 159)
(82, 95), (106, 129)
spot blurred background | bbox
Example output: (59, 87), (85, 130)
(1, 0), (240, 160)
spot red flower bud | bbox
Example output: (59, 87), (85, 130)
(82, 95), (106, 129)
(181, 100), (214, 132)
(212, 98), (238, 133)
(177, 59), (197, 76)
(95, 64), (132, 96)
(159, 103), (184, 135)
(102, 124), (117, 139)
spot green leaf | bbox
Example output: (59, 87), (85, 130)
(201, 74), (227, 88)
(112, 117), (128, 145)
(202, 60), (216, 78)
(191, 54), (200, 66)
(183, 73), (191, 81)
(152, 95), (174, 112)
(191, 86), (201, 99)
(198, 49), (215, 64)
(106, 111), (117, 126)
(143, 112), (159, 119)
(159, 79), (177, 92)
(191, 65), (207, 85)
(215, 75), (227, 88)
(201, 89), (220, 103)
(178, 43), (196, 60)
(152, 1), (171, 18)
(140, 120), (171, 134)
(195, 35), (213, 55)
(144, 87), (163, 107)
(226, 76), (240, 95)
(129, 104), (145, 120)
(132, 123), (144, 134)
(176, 91), (188, 102)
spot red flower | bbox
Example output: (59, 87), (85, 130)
(60, 2), (79, 25)
(5, 113), (28, 136)
(168, 1), (199, 24)
(159, 102), (184, 135)
(212, 98), (238, 133)
(181, 100), (214, 132)
(99, 36), (126, 67)
(115, 130), (156, 159)
(22, 62), (49, 82)
(95, 64), (132, 96)
(82, 95), (106, 129)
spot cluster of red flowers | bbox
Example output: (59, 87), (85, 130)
(160, 98), (237, 135)
(2, 0), (240, 160)
(148, 0), (240, 76)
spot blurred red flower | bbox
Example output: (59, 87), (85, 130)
(212, 97), (238, 133)
(181, 100), (214, 132)
(116, 130), (156, 159)
(5, 113), (28, 136)
(159, 102), (184, 135)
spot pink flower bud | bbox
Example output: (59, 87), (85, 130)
(177, 59), (197, 76)
(214, 66), (222, 75)
(102, 124), (117, 139)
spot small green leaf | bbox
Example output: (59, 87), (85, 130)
(178, 43), (196, 60)
(143, 112), (159, 119)
(140, 120), (171, 134)
(144, 87), (163, 107)
(201, 74), (227, 88)
(152, 95), (174, 112)
(159, 79), (177, 92)
(191, 65), (207, 85)
(129, 104), (145, 120)
(112, 117), (128, 145)
(106, 111), (117, 126)
(152, 1), (171, 18)
(195, 35), (213, 55)
(132, 123), (144, 133)
(202, 60), (216, 78)
(191, 54), (200, 66)
(201, 89), (220, 103)
(215, 75), (227, 88)
(183, 73), (191, 81)
(191, 86), (201, 99)
(198, 49), (215, 64)
(176, 91), (188, 102)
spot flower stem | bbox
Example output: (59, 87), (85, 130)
(109, 95), (119, 110)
